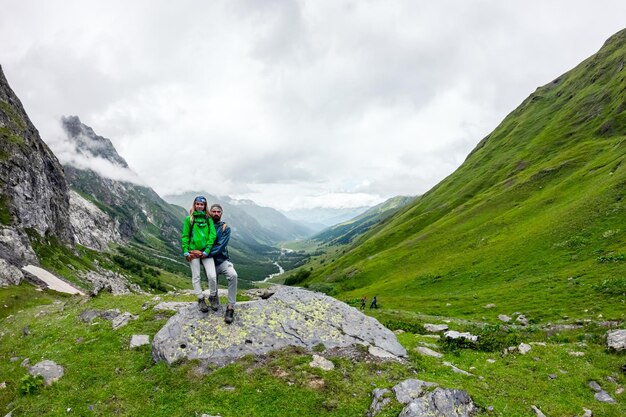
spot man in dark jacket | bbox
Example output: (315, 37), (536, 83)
(208, 203), (239, 324)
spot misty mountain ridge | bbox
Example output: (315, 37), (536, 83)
(280, 206), (371, 232)
(62, 115), (129, 168)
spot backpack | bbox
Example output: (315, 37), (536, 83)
(188, 218), (227, 242)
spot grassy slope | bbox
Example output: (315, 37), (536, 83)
(303, 29), (626, 324)
(1, 285), (624, 416)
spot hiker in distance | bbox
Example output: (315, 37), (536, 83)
(370, 296), (378, 309)
(181, 196), (217, 313)
(207, 203), (238, 324)
(360, 296), (367, 310)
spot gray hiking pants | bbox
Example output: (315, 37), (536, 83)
(190, 257), (217, 298)
(216, 260), (238, 307)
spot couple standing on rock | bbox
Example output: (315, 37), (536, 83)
(181, 196), (238, 324)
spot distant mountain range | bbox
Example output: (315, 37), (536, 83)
(311, 196), (414, 246)
(280, 207), (370, 232)
(163, 193), (313, 247)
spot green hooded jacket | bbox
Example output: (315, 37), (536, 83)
(181, 211), (216, 254)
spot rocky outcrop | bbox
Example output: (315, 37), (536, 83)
(0, 258), (23, 286)
(0, 227), (38, 266)
(69, 190), (124, 251)
(0, 65), (73, 267)
(152, 286), (407, 365)
(398, 387), (475, 417)
(78, 269), (138, 295)
(368, 379), (476, 417)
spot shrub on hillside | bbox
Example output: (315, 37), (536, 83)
(19, 374), (44, 395)
(305, 282), (336, 295)
(439, 325), (521, 354)
(284, 269), (311, 286)
(380, 318), (425, 334)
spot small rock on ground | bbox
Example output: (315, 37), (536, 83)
(442, 361), (473, 376)
(28, 360), (64, 386)
(414, 346), (443, 358)
(518, 343), (531, 355)
(424, 323), (448, 333)
(399, 388), (475, 417)
(309, 354), (334, 371)
(444, 331), (477, 343)
(607, 329), (626, 351)
(393, 379), (438, 404)
(588, 381), (602, 392)
(130, 335), (150, 348)
(112, 312), (138, 330)
(367, 388), (391, 417)
(594, 391), (616, 403)
(531, 405), (546, 417)
(498, 314), (511, 322)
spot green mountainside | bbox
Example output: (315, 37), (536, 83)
(300, 29), (626, 323)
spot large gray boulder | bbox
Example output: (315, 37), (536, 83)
(152, 286), (407, 365)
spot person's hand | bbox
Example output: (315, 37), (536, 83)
(186, 255), (193, 262)
(201, 251), (209, 258)
(190, 250), (203, 259)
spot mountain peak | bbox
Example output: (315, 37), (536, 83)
(61, 115), (129, 168)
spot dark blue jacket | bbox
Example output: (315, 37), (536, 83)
(208, 221), (231, 266)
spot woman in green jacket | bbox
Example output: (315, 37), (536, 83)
(182, 196), (217, 312)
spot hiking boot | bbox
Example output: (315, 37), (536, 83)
(208, 295), (219, 311)
(197, 297), (209, 313)
(224, 307), (234, 324)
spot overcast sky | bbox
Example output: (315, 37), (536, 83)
(1, 1), (625, 210)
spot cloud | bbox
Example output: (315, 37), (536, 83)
(50, 133), (145, 185)
(1, 0), (626, 210)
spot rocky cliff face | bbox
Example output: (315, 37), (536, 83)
(0, 65), (73, 266)
(69, 190), (124, 251)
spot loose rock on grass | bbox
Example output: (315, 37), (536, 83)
(28, 360), (64, 386)
(607, 329), (626, 351)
